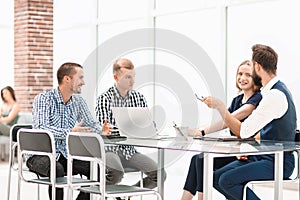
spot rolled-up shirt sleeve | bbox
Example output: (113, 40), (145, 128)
(240, 89), (288, 138)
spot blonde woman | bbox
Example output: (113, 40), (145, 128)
(181, 60), (262, 200)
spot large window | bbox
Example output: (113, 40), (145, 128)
(227, 0), (300, 127)
(0, 0), (298, 198)
(0, 0), (14, 88)
(1, 0), (298, 126)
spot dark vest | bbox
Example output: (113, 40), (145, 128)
(260, 81), (297, 141)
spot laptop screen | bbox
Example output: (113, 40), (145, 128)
(111, 107), (158, 139)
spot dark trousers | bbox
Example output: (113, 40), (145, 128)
(213, 154), (294, 200)
(26, 155), (90, 200)
(183, 153), (236, 195)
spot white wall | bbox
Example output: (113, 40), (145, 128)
(0, 0), (14, 90)
(226, 0), (300, 128)
(1, 0), (299, 134)
(3, 0), (299, 127)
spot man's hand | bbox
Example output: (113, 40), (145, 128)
(71, 120), (93, 132)
(102, 119), (112, 135)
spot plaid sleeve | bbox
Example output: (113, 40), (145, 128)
(32, 93), (69, 138)
(76, 95), (102, 133)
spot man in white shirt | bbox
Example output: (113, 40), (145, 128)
(202, 44), (297, 200)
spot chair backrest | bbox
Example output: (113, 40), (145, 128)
(293, 129), (300, 180)
(67, 132), (106, 193)
(67, 132), (105, 160)
(295, 129), (300, 142)
(17, 129), (54, 154)
(11, 124), (32, 142)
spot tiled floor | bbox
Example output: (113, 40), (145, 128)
(1, 151), (299, 200)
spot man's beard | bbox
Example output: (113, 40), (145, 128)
(252, 70), (262, 87)
(72, 85), (82, 94)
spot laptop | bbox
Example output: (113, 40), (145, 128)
(111, 107), (186, 140)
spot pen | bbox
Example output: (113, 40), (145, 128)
(195, 93), (204, 101)
(172, 121), (177, 128)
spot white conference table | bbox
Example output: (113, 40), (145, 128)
(104, 136), (300, 200)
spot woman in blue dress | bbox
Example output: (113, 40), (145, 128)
(181, 60), (262, 200)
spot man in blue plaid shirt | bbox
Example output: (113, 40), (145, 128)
(27, 62), (110, 200)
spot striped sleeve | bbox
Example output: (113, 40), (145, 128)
(96, 93), (112, 126)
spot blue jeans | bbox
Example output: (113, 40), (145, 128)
(213, 154), (294, 200)
(183, 153), (236, 195)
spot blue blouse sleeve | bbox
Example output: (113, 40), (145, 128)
(228, 94), (243, 113)
(245, 91), (262, 107)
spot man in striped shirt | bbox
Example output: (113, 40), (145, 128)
(95, 58), (165, 189)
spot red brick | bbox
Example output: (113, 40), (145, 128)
(14, 0), (53, 111)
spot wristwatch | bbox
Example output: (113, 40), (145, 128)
(200, 129), (205, 136)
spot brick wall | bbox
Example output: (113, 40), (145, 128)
(14, 0), (53, 112)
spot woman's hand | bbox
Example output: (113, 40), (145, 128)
(187, 128), (202, 137)
(202, 96), (225, 110)
(236, 155), (248, 160)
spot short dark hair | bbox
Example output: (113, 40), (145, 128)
(252, 44), (278, 74)
(57, 62), (83, 85)
(1, 86), (16, 102)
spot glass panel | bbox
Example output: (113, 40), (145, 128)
(156, 0), (218, 13)
(227, 0), (300, 127)
(54, 0), (97, 26)
(0, 0), (14, 87)
(98, 0), (153, 22)
(155, 9), (223, 128)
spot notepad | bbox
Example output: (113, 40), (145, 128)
(193, 135), (255, 142)
(102, 134), (127, 141)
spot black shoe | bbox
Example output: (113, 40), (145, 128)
(115, 197), (129, 200)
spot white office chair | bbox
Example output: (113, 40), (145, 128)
(243, 131), (300, 200)
(124, 167), (144, 188)
(66, 132), (162, 200)
(6, 124), (35, 200)
(17, 128), (89, 200)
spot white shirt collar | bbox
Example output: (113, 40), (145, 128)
(261, 76), (279, 96)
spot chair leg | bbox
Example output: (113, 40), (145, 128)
(37, 183), (40, 200)
(7, 149), (13, 200)
(17, 172), (21, 200)
(156, 192), (162, 200)
(6, 168), (12, 200)
(67, 185), (73, 200)
(51, 184), (55, 200)
(139, 172), (143, 200)
(7, 145), (16, 200)
(33, 173), (41, 200)
(1, 143), (6, 161)
(140, 172), (143, 188)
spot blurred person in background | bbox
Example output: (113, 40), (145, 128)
(0, 86), (20, 136)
